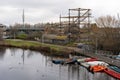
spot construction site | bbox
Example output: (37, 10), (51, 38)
(44, 8), (91, 44)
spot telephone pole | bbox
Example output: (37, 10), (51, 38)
(22, 9), (25, 28)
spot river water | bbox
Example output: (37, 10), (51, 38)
(0, 47), (117, 80)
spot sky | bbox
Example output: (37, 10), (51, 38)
(0, 0), (120, 26)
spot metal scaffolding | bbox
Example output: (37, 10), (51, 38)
(59, 8), (91, 42)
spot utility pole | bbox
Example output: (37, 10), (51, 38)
(22, 9), (25, 28)
(78, 8), (80, 42)
(59, 14), (62, 35)
(68, 9), (71, 42)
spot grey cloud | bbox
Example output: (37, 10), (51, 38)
(0, 0), (76, 25)
(0, 0), (120, 25)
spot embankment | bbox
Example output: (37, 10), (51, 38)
(0, 39), (75, 57)
(1, 39), (120, 67)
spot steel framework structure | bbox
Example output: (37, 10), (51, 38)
(59, 8), (91, 41)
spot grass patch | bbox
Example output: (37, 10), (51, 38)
(17, 33), (27, 39)
(0, 39), (76, 57)
(5, 39), (41, 47)
(4, 39), (64, 51)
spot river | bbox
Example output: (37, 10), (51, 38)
(0, 47), (117, 80)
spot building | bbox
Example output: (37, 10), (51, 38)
(0, 24), (6, 40)
(43, 34), (68, 44)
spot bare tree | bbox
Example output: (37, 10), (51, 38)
(0, 28), (4, 40)
(9, 25), (18, 39)
(92, 15), (120, 53)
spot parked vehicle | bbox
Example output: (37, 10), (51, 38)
(77, 43), (93, 52)
(116, 55), (120, 60)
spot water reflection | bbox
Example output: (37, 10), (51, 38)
(0, 48), (117, 80)
(21, 49), (24, 65)
(0, 47), (6, 59)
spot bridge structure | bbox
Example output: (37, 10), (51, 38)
(5, 27), (45, 33)
(5, 9), (45, 35)
(3, 27), (45, 39)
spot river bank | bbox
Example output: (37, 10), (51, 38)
(0, 39), (75, 57)
(1, 39), (120, 67)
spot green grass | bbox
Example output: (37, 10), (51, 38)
(1, 39), (75, 56)
(4, 39), (64, 51)
(17, 33), (27, 39)
(65, 42), (76, 47)
(5, 39), (41, 47)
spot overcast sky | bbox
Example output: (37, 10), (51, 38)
(0, 0), (120, 26)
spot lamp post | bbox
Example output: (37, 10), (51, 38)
(68, 9), (71, 42)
